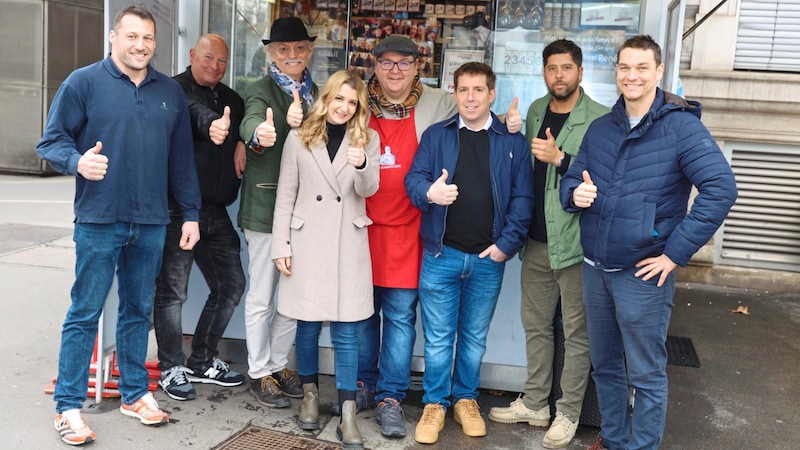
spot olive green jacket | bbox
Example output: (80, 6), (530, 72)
(525, 88), (609, 269)
(238, 77), (318, 233)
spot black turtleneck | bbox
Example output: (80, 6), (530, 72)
(326, 122), (346, 161)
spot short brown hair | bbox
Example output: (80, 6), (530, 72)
(113, 5), (156, 34)
(453, 62), (496, 91)
(617, 35), (661, 66)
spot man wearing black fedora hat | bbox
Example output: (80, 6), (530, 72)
(238, 16), (318, 411)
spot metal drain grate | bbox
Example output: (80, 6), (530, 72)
(214, 426), (341, 450)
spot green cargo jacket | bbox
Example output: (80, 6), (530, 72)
(525, 88), (609, 269)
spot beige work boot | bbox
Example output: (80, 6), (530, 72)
(453, 399), (486, 437)
(414, 403), (446, 444)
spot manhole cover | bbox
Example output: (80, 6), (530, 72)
(214, 425), (341, 450)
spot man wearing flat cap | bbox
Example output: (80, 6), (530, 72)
(348, 35), (522, 439)
(238, 16), (318, 409)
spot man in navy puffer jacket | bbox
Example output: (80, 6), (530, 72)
(560, 35), (737, 450)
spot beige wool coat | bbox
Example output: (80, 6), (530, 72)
(272, 128), (380, 322)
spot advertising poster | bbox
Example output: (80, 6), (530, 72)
(440, 49), (485, 93)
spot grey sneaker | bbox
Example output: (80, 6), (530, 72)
(159, 365), (196, 401)
(249, 376), (290, 408)
(376, 398), (406, 438)
(488, 395), (550, 426)
(186, 357), (245, 387)
(331, 381), (376, 415)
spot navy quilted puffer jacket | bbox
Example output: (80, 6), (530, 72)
(560, 88), (737, 269)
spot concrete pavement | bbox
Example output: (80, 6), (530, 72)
(1, 173), (799, 449)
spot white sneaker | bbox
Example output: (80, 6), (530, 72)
(543, 412), (578, 449)
(488, 395), (550, 426)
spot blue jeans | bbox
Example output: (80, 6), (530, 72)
(153, 208), (245, 371)
(582, 264), (674, 450)
(418, 246), (505, 408)
(295, 320), (360, 391)
(357, 287), (418, 403)
(55, 223), (166, 412)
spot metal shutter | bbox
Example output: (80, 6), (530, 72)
(719, 142), (800, 270)
(734, 0), (800, 71)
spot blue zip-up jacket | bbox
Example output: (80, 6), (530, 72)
(37, 57), (201, 225)
(405, 112), (535, 257)
(560, 89), (738, 269)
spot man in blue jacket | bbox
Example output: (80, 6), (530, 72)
(560, 35), (737, 450)
(405, 62), (534, 445)
(36, 5), (201, 446)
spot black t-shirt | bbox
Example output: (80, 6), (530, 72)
(529, 106), (570, 242)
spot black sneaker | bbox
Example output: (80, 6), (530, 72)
(330, 381), (376, 416)
(186, 358), (245, 387)
(249, 376), (290, 408)
(377, 398), (406, 438)
(274, 368), (303, 398)
(159, 365), (196, 401)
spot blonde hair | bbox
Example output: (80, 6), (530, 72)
(298, 70), (371, 149)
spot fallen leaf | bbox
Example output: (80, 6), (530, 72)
(731, 305), (750, 315)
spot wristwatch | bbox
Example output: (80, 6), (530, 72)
(556, 153), (565, 168)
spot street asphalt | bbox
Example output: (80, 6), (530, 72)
(1, 173), (798, 449)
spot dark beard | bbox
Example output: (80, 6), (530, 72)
(549, 85), (577, 101)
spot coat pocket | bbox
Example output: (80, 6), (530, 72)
(290, 215), (306, 230)
(352, 214), (374, 229)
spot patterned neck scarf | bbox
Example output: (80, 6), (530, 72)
(367, 73), (423, 119)
(268, 62), (315, 107)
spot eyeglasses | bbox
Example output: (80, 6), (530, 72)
(378, 59), (414, 71)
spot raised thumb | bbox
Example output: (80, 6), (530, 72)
(437, 168), (449, 183)
(510, 96), (519, 111)
(292, 89), (301, 104)
(545, 127), (554, 140)
(357, 138), (364, 149)
(266, 107), (274, 125)
(91, 141), (103, 154)
(582, 170), (593, 185)
(222, 106), (231, 119)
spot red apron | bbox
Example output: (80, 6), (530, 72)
(367, 111), (422, 288)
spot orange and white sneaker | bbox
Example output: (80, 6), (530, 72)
(54, 409), (96, 446)
(120, 392), (170, 426)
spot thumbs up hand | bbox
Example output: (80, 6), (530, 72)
(209, 106), (231, 146)
(426, 168), (458, 205)
(573, 170), (597, 208)
(347, 138), (366, 168)
(286, 89), (304, 128)
(505, 97), (522, 134)
(77, 141), (108, 181)
(255, 107), (277, 148)
(531, 127), (563, 165)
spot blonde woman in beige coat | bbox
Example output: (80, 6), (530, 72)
(271, 70), (379, 449)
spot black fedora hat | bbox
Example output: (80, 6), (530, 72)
(262, 17), (317, 45)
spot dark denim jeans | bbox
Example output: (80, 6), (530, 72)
(582, 264), (674, 450)
(153, 208), (245, 371)
(357, 287), (419, 403)
(55, 223), (166, 412)
(295, 320), (360, 391)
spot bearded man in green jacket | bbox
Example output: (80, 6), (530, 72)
(489, 39), (609, 450)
